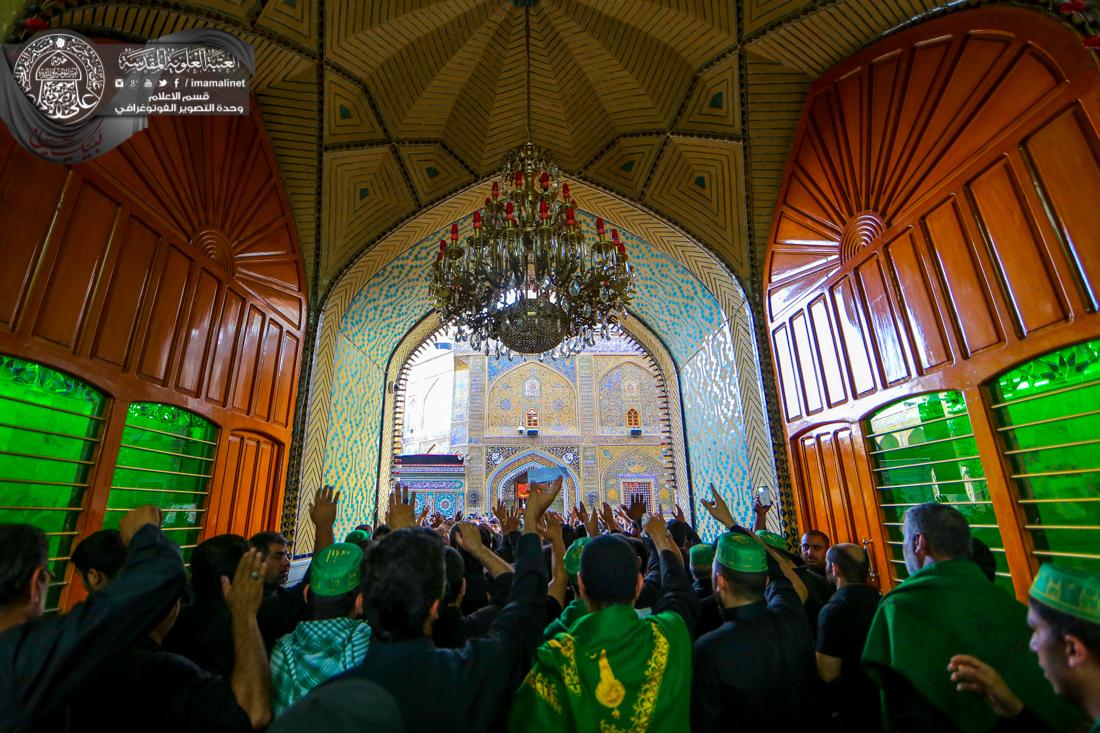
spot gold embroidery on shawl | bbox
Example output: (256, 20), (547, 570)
(524, 670), (562, 714)
(630, 623), (669, 730)
(548, 635), (581, 695)
(595, 649), (626, 711)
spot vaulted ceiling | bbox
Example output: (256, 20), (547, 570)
(22, 0), (987, 302)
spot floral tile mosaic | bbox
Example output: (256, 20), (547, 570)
(322, 208), (770, 537)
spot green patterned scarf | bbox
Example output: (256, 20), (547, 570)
(270, 616), (371, 716)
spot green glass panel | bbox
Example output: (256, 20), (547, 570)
(106, 403), (218, 563)
(865, 391), (1012, 593)
(0, 355), (106, 611)
(991, 338), (1100, 575)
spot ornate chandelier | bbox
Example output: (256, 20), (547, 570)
(430, 8), (634, 358)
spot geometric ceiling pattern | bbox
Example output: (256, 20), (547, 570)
(24, 0), (998, 302)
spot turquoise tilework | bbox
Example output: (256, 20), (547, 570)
(322, 337), (384, 540)
(323, 207), (759, 539)
(681, 322), (753, 541)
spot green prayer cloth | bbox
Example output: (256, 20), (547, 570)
(543, 598), (589, 641)
(862, 559), (1081, 732)
(509, 604), (692, 732)
(270, 617), (371, 716)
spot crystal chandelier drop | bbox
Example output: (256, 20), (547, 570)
(429, 7), (634, 359)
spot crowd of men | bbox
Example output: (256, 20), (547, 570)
(1, 478), (1099, 732)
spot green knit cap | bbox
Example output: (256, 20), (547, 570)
(689, 543), (715, 568)
(310, 543), (364, 597)
(344, 529), (371, 544)
(716, 532), (766, 573)
(755, 530), (788, 553)
(564, 537), (592, 582)
(1030, 563), (1100, 625)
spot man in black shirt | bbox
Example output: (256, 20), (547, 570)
(758, 529), (834, 636)
(816, 542), (882, 732)
(328, 480), (558, 732)
(0, 506), (185, 730)
(802, 529), (831, 577)
(688, 542), (722, 639)
(254, 486), (340, 649)
(67, 548), (272, 732)
(693, 487), (819, 731)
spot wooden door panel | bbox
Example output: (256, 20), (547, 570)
(176, 271), (221, 396)
(808, 296), (847, 408)
(1024, 107), (1100, 311)
(856, 255), (909, 386)
(967, 159), (1068, 335)
(91, 218), (159, 368)
(0, 146), (69, 331)
(137, 247), (191, 385)
(921, 198), (1004, 357)
(765, 8), (1100, 596)
(33, 183), (119, 350)
(886, 232), (951, 373)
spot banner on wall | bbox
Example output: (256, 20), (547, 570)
(0, 28), (254, 164)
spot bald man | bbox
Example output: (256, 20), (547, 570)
(817, 543), (882, 732)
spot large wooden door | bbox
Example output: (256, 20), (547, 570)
(0, 109), (305, 606)
(764, 7), (1100, 597)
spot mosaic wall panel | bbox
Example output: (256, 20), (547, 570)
(299, 180), (780, 552)
(487, 447), (581, 513)
(465, 446), (485, 514)
(682, 321), (754, 541)
(487, 354), (576, 384)
(375, 314), (442, 527)
(486, 364), (578, 435)
(312, 207), (773, 549)
(410, 491), (464, 519)
(600, 446), (668, 507)
(595, 358), (660, 434)
(577, 355), (596, 434)
(321, 337), (384, 542)
(452, 363), (469, 422)
(582, 446), (600, 507)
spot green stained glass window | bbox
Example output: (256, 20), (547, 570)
(990, 338), (1100, 574)
(865, 391), (1013, 592)
(0, 355), (107, 611)
(104, 403), (218, 562)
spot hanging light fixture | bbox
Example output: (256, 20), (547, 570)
(430, 7), (634, 358)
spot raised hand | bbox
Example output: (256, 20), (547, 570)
(673, 503), (686, 523)
(948, 655), (1024, 719)
(455, 521), (485, 553)
(545, 511), (565, 551)
(577, 500), (599, 536)
(614, 506), (640, 537)
(524, 476), (562, 531)
(119, 505), (162, 545)
(309, 485), (341, 529)
(644, 511), (676, 554)
(222, 548), (265, 619)
(621, 496), (647, 523)
(455, 510), (464, 523)
(701, 483), (736, 530)
(599, 502), (621, 533)
(416, 505), (431, 527)
(387, 484), (416, 530)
